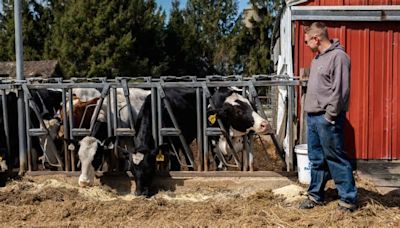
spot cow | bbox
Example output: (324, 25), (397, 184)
(57, 95), (114, 186)
(0, 89), (63, 171)
(132, 87), (269, 196)
(66, 88), (150, 187)
(71, 87), (151, 125)
(0, 92), (17, 171)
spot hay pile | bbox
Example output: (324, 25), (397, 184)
(0, 174), (399, 227)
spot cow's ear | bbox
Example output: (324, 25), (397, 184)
(101, 136), (116, 150)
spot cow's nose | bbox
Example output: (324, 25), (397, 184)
(79, 180), (91, 187)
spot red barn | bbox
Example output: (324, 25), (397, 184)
(278, 0), (400, 162)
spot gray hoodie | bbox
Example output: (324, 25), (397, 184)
(304, 39), (350, 122)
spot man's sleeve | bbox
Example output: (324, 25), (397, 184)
(324, 53), (350, 122)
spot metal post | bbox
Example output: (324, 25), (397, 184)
(1, 90), (11, 168)
(157, 85), (162, 145)
(111, 87), (119, 169)
(287, 85), (294, 171)
(196, 87), (203, 171)
(23, 91), (32, 171)
(61, 88), (70, 172)
(14, 0), (27, 174)
(68, 88), (75, 171)
(202, 87), (208, 171)
(106, 91), (112, 137)
(151, 86), (158, 147)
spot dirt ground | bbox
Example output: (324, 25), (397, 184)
(0, 171), (399, 227)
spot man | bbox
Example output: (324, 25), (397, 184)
(299, 22), (357, 212)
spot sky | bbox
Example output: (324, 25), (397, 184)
(0, 1), (250, 18)
(156, 0), (250, 15)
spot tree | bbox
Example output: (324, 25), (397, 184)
(166, 0), (238, 76)
(187, 0), (238, 76)
(229, 0), (281, 75)
(0, 0), (54, 61)
(46, 0), (167, 78)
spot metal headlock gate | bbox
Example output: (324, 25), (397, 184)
(0, 75), (299, 175)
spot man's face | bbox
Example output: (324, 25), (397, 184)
(304, 33), (319, 52)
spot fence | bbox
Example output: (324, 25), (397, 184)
(0, 75), (299, 174)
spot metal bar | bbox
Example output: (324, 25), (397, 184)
(1, 90), (10, 164)
(79, 104), (97, 128)
(151, 86), (158, 147)
(209, 103), (240, 166)
(112, 88), (118, 136)
(196, 87), (203, 171)
(157, 85), (162, 145)
(106, 91), (112, 137)
(287, 85), (294, 171)
(120, 79), (136, 133)
(291, 5), (400, 11)
(202, 86), (208, 171)
(201, 83), (241, 168)
(243, 135), (249, 172)
(20, 80), (299, 89)
(17, 88), (27, 174)
(111, 87), (119, 169)
(249, 134), (254, 172)
(24, 83), (153, 89)
(68, 88), (75, 171)
(14, 0), (27, 175)
(23, 89), (32, 172)
(157, 84), (194, 168)
(291, 10), (400, 21)
(61, 88), (70, 172)
(89, 84), (109, 135)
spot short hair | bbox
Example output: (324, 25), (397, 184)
(304, 22), (329, 40)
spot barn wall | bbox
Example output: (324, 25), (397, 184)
(294, 19), (400, 160)
(302, 0), (400, 5)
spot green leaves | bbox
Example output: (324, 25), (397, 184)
(0, 0), (281, 77)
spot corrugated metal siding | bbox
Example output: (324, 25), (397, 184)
(393, 29), (400, 158)
(303, 0), (400, 5)
(295, 21), (400, 160)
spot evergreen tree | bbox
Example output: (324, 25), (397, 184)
(0, 0), (53, 61)
(47, 0), (167, 78)
(180, 0), (238, 76)
(229, 0), (281, 76)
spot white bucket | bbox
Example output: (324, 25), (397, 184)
(295, 144), (311, 184)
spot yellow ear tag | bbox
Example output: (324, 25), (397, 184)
(156, 150), (164, 162)
(0, 157), (2, 161)
(208, 114), (217, 125)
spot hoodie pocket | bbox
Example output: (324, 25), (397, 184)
(305, 93), (321, 111)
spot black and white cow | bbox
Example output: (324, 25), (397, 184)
(65, 123), (115, 187)
(0, 89), (63, 170)
(132, 87), (269, 196)
(68, 88), (150, 187)
(0, 92), (18, 171)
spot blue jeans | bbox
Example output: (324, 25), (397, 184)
(307, 112), (357, 205)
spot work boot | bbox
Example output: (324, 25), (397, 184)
(299, 198), (323, 209)
(338, 201), (356, 212)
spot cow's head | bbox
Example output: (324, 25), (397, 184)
(209, 88), (269, 136)
(0, 148), (8, 172)
(131, 144), (169, 197)
(58, 96), (100, 139)
(66, 136), (116, 187)
(33, 89), (63, 120)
